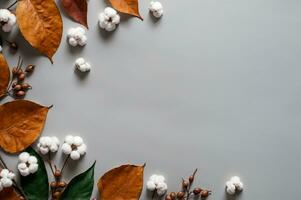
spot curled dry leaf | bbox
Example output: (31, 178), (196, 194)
(98, 164), (145, 200)
(109, 0), (143, 20)
(0, 100), (52, 153)
(61, 0), (88, 28)
(16, 0), (63, 63)
(0, 188), (22, 200)
(0, 53), (10, 98)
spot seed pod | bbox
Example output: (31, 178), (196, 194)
(200, 190), (210, 198)
(25, 64), (35, 73)
(13, 84), (22, 91)
(177, 191), (185, 199)
(15, 90), (25, 97)
(170, 192), (176, 200)
(54, 170), (61, 178)
(18, 73), (25, 81)
(193, 188), (202, 195)
(21, 83), (31, 90)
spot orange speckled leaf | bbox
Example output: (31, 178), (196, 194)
(98, 164), (145, 200)
(0, 54), (10, 98)
(109, 0), (143, 20)
(0, 100), (51, 153)
(16, 0), (63, 63)
(0, 188), (22, 200)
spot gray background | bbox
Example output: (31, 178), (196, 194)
(1, 0), (301, 199)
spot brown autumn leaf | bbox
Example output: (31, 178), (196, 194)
(0, 100), (52, 153)
(0, 188), (22, 200)
(109, 0), (143, 20)
(98, 164), (145, 200)
(0, 53), (10, 98)
(61, 0), (88, 28)
(16, 0), (63, 63)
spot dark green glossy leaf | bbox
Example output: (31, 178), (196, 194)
(20, 147), (49, 200)
(60, 161), (96, 200)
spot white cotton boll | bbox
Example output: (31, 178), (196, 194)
(75, 58), (91, 72)
(19, 168), (30, 177)
(77, 144), (87, 155)
(69, 37), (78, 47)
(1, 177), (12, 187)
(19, 152), (30, 163)
(0, 9), (16, 32)
(28, 156), (37, 164)
(226, 183), (236, 195)
(149, 1), (163, 18)
(73, 136), (83, 146)
(156, 182), (167, 196)
(78, 35), (87, 46)
(7, 172), (15, 180)
(65, 135), (74, 145)
(62, 143), (72, 155)
(146, 180), (156, 191)
(0, 169), (9, 178)
(230, 176), (241, 184)
(235, 182), (243, 191)
(67, 27), (87, 47)
(29, 163), (38, 174)
(52, 137), (60, 145)
(98, 7), (120, 32)
(70, 151), (81, 160)
(18, 163), (27, 171)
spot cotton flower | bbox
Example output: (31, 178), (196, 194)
(98, 7), (120, 32)
(0, 169), (15, 191)
(0, 9), (16, 32)
(37, 136), (60, 155)
(67, 27), (87, 47)
(225, 176), (244, 195)
(17, 152), (38, 176)
(61, 135), (87, 160)
(146, 174), (167, 196)
(149, 1), (163, 18)
(75, 57), (91, 72)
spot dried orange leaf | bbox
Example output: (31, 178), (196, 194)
(16, 0), (63, 63)
(61, 0), (88, 28)
(98, 164), (145, 200)
(0, 100), (51, 153)
(109, 0), (143, 20)
(0, 54), (10, 98)
(0, 188), (22, 200)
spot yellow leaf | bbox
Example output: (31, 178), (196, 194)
(98, 164), (145, 200)
(109, 0), (143, 20)
(16, 0), (63, 63)
(0, 100), (51, 153)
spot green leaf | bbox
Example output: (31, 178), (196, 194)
(20, 147), (49, 200)
(60, 161), (96, 200)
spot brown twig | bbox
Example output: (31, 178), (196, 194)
(7, 0), (18, 10)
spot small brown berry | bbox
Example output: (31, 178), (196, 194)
(54, 170), (61, 178)
(17, 69), (23, 75)
(177, 191), (185, 199)
(189, 175), (194, 183)
(182, 180), (189, 189)
(9, 42), (18, 52)
(50, 181), (57, 188)
(12, 67), (18, 75)
(193, 188), (202, 195)
(21, 83), (31, 90)
(18, 73), (25, 81)
(13, 84), (22, 91)
(58, 181), (66, 188)
(52, 191), (61, 199)
(15, 90), (25, 97)
(25, 64), (35, 73)
(170, 192), (176, 200)
(200, 190), (210, 198)
(165, 195), (172, 200)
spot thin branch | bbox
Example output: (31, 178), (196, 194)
(60, 154), (70, 174)
(7, 1), (18, 10)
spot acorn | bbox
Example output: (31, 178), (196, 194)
(177, 191), (185, 199)
(193, 188), (202, 195)
(25, 64), (35, 73)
